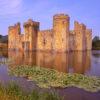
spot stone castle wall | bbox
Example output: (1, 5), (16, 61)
(86, 29), (92, 50)
(37, 30), (53, 51)
(8, 13), (92, 52)
(69, 31), (75, 51)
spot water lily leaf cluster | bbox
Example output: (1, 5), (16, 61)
(8, 65), (100, 92)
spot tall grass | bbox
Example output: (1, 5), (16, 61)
(0, 82), (62, 100)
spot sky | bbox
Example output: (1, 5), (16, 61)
(0, 0), (100, 37)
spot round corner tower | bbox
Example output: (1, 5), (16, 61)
(53, 14), (70, 52)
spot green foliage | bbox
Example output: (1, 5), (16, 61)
(92, 36), (100, 50)
(8, 65), (100, 92)
(0, 35), (8, 43)
(0, 35), (2, 39)
(92, 40), (100, 50)
(93, 36), (100, 42)
(0, 82), (61, 100)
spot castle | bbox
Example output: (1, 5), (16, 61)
(8, 14), (92, 52)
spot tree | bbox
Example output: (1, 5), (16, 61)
(0, 35), (2, 39)
(92, 36), (100, 50)
(93, 36), (100, 42)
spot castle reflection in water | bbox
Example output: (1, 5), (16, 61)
(7, 51), (91, 74)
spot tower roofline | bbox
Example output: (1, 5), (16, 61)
(23, 19), (39, 27)
(53, 13), (70, 19)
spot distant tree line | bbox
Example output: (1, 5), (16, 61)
(0, 35), (8, 43)
(92, 36), (100, 50)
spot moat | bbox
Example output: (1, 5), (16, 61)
(0, 50), (100, 100)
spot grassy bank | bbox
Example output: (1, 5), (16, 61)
(0, 82), (61, 100)
(8, 65), (100, 92)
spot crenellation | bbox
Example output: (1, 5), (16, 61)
(8, 13), (92, 52)
(24, 19), (40, 27)
(8, 26), (15, 30)
(53, 14), (69, 19)
(74, 21), (80, 31)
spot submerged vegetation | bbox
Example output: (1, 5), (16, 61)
(8, 65), (100, 92)
(0, 82), (61, 100)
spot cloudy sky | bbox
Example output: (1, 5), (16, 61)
(0, 0), (100, 37)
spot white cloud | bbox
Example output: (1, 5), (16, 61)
(0, 0), (23, 16)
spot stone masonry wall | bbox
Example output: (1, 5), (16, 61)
(74, 21), (87, 51)
(86, 29), (92, 50)
(53, 14), (70, 52)
(69, 31), (75, 51)
(74, 21), (83, 51)
(37, 30), (53, 51)
(23, 19), (39, 51)
(8, 23), (21, 50)
(8, 13), (92, 52)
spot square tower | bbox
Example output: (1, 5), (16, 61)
(53, 14), (70, 52)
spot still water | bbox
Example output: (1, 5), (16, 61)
(0, 50), (100, 100)
(6, 50), (100, 76)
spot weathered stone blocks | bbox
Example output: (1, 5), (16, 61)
(8, 13), (92, 52)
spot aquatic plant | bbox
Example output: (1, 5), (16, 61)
(8, 65), (100, 92)
(0, 82), (61, 100)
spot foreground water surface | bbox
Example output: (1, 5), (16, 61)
(0, 50), (100, 100)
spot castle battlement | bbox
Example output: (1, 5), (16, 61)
(8, 26), (15, 30)
(8, 13), (92, 52)
(53, 14), (70, 20)
(24, 19), (40, 27)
